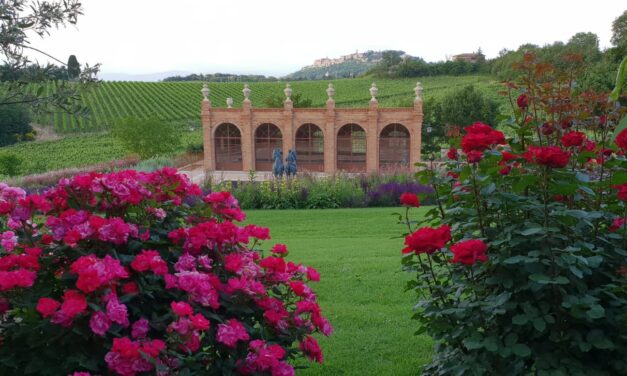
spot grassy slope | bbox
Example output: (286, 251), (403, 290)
(35, 75), (502, 132)
(244, 208), (432, 375)
(0, 130), (203, 176)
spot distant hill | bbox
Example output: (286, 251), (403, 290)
(286, 51), (385, 80)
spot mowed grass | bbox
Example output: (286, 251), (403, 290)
(244, 207), (432, 375)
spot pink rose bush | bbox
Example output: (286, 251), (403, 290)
(0, 167), (331, 375)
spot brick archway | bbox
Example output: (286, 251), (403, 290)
(214, 123), (242, 170)
(379, 123), (410, 171)
(255, 123), (283, 171)
(295, 123), (324, 172)
(337, 123), (366, 172)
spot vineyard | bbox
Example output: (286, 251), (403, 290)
(34, 75), (502, 133)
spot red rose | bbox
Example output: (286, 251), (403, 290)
(560, 119), (573, 129)
(271, 243), (288, 255)
(541, 122), (555, 135)
(610, 217), (626, 232)
(171, 301), (193, 316)
(402, 225), (451, 255)
(614, 183), (627, 201)
(461, 122), (505, 153)
(450, 239), (488, 265)
(400, 192), (420, 208)
(516, 93), (529, 109)
(498, 166), (512, 175)
(560, 131), (586, 148)
(37, 297), (60, 318)
(615, 128), (627, 150)
(466, 150), (484, 163)
(524, 146), (570, 168)
(599, 115), (607, 126)
(447, 147), (459, 160)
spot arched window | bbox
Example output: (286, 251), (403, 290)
(214, 123), (242, 170)
(295, 123), (324, 172)
(255, 123), (283, 171)
(337, 123), (366, 172)
(379, 123), (410, 170)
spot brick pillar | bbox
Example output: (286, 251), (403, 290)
(201, 99), (214, 171)
(241, 100), (254, 172)
(366, 100), (379, 173)
(411, 99), (424, 169)
(324, 99), (336, 174)
(283, 100), (294, 158)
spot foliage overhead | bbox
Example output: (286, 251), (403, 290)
(0, 0), (99, 115)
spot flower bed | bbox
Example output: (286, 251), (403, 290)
(0, 167), (331, 375)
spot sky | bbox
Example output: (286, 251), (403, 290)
(27, 0), (626, 78)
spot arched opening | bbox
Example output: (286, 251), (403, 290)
(379, 123), (410, 171)
(255, 123), (283, 171)
(295, 123), (324, 172)
(214, 123), (242, 170)
(337, 123), (366, 172)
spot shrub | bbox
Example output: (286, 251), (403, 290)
(0, 168), (331, 375)
(0, 104), (33, 146)
(111, 117), (181, 159)
(0, 153), (23, 176)
(398, 53), (627, 375)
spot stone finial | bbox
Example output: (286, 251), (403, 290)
(369, 82), (378, 102)
(242, 84), (251, 102)
(326, 83), (335, 100)
(226, 97), (233, 108)
(414, 82), (423, 102)
(284, 83), (293, 102)
(201, 83), (210, 101)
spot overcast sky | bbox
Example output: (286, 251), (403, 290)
(27, 0), (626, 77)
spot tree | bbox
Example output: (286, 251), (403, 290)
(611, 10), (627, 48)
(437, 85), (499, 128)
(67, 54), (81, 79)
(567, 32), (601, 62)
(0, 1), (99, 115)
(0, 104), (32, 146)
(111, 117), (181, 159)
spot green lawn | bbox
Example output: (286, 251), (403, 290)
(245, 207), (433, 375)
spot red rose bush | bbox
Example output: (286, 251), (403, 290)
(400, 53), (627, 375)
(0, 168), (331, 375)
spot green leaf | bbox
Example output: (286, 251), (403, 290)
(586, 330), (615, 349)
(529, 273), (550, 283)
(575, 172), (590, 182)
(512, 343), (531, 357)
(586, 304), (605, 320)
(532, 318), (546, 332)
(512, 314), (529, 325)
(483, 337), (499, 352)
(463, 337), (484, 350)
(520, 227), (544, 236)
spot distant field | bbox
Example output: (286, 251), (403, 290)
(0, 130), (202, 177)
(35, 75), (503, 133)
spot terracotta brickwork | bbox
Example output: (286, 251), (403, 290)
(201, 84), (423, 174)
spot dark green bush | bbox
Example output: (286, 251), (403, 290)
(0, 105), (33, 146)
